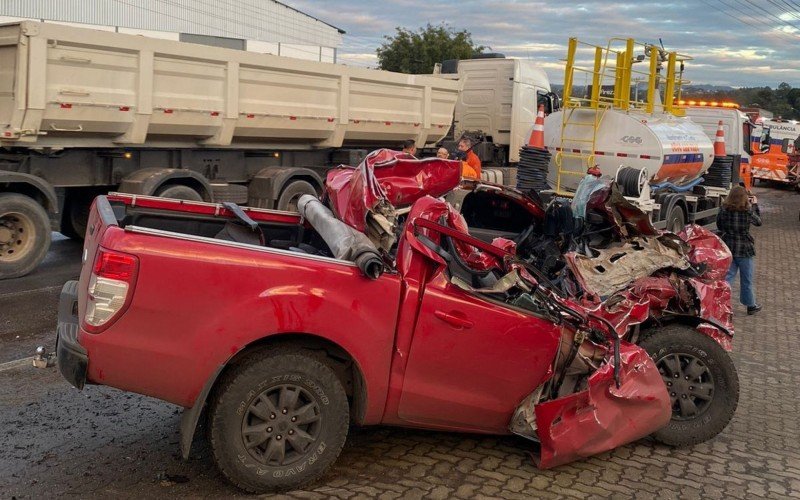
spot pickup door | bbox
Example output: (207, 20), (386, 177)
(397, 227), (562, 433)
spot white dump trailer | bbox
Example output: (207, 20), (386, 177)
(0, 21), (461, 279)
(0, 21), (458, 148)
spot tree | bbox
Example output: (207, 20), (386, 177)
(377, 24), (485, 74)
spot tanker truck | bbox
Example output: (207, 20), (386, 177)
(541, 38), (735, 232)
(0, 21), (460, 279)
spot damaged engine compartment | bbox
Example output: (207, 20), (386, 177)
(317, 149), (737, 468)
(324, 150), (733, 349)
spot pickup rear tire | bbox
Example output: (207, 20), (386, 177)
(0, 193), (51, 279)
(208, 348), (349, 493)
(639, 324), (739, 447)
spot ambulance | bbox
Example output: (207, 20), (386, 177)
(750, 117), (800, 184)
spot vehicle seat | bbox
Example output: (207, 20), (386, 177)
(214, 202), (265, 246)
(214, 221), (263, 246)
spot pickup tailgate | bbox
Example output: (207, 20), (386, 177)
(56, 196), (121, 388)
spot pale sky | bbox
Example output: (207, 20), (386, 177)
(295, 0), (800, 88)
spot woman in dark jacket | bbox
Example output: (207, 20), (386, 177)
(716, 185), (762, 315)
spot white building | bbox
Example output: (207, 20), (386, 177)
(0, 0), (344, 62)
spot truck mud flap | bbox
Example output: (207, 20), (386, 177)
(533, 342), (671, 469)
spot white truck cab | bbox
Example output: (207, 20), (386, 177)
(437, 55), (556, 166)
(684, 105), (754, 185)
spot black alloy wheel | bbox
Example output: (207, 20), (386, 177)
(656, 352), (715, 421)
(241, 384), (322, 466)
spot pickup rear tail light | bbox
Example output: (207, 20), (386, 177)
(84, 248), (138, 331)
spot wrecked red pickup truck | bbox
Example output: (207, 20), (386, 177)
(54, 150), (739, 493)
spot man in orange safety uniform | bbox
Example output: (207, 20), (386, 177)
(458, 136), (481, 179)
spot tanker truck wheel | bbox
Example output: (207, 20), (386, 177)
(665, 203), (686, 233)
(0, 193), (51, 279)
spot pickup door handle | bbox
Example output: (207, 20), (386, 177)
(434, 310), (474, 329)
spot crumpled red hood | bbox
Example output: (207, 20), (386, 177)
(570, 225), (734, 351)
(325, 148), (461, 232)
(679, 224), (734, 349)
(398, 193), (704, 470)
(563, 178), (735, 350)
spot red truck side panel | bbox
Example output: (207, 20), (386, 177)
(396, 272), (561, 433)
(78, 228), (402, 423)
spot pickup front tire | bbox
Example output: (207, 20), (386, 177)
(208, 348), (349, 493)
(639, 324), (739, 447)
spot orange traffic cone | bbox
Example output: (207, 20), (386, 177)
(528, 104), (545, 149)
(714, 120), (726, 157)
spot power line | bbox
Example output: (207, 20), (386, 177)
(702, 0), (800, 40)
(735, 0), (800, 32)
(768, 0), (800, 23)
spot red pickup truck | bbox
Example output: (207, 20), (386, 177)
(54, 154), (738, 493)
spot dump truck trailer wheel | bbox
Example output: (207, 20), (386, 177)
(277, 180), (318, 212)
(155, 184), (204, 202)
(639, 324), (739, 447)
(60, 190), (97, 240)
(0, 193), (51, 279)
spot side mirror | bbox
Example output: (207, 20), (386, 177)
(549, 92), (561, 113)
(538, 92), (561, 115)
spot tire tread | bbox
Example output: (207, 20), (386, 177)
(639, 323), (739, 447)
(208, 346), (349, 493)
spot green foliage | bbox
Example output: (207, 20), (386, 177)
(684, 83), (800, 120)
(377, 24), (485, 74)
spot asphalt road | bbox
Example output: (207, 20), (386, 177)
(1, 190), (799, 499)
(0, 234), (82, 364)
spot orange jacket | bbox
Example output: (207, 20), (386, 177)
(461, 150), (482, 179)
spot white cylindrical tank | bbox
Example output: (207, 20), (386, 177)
(543, 108), (714, 192)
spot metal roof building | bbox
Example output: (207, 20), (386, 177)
(0, 0), (344, 62)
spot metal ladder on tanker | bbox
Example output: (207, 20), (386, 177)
(553, 104), (608, 195)
(552, 37), (620, 196)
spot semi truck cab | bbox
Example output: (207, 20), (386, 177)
(683, 104), (755, 187)
(436, 55), (556, 168)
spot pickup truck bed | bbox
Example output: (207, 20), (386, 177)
(64, 194), (400, 418)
